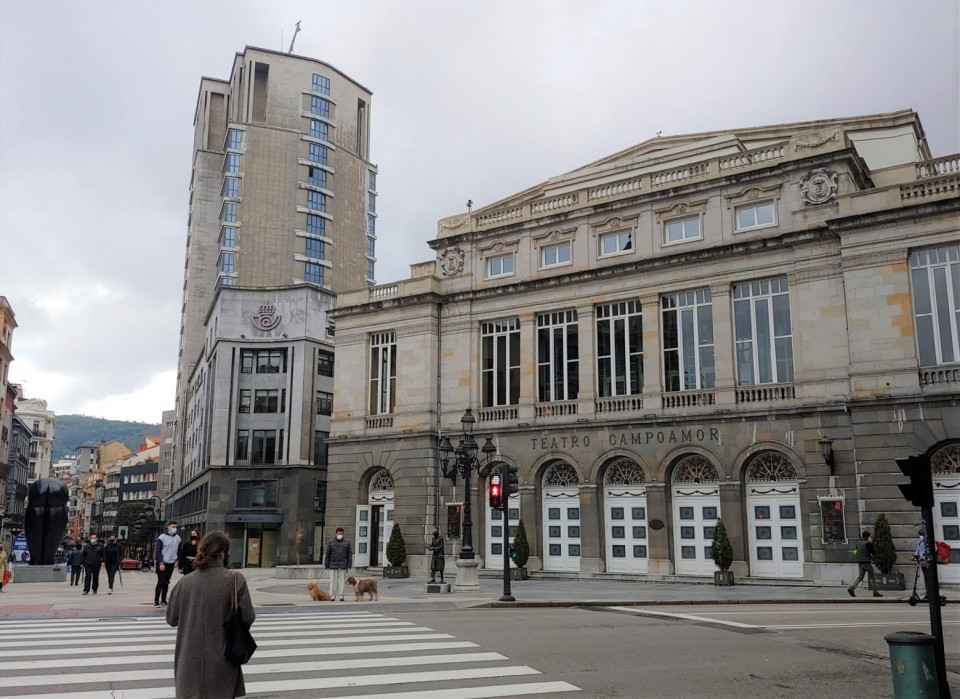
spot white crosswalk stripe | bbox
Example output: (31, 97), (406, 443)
(0, 611), (580, 698)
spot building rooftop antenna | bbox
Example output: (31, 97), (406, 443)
(288, 21), (301, 54)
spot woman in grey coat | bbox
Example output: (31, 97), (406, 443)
(166, 531), (255, 698)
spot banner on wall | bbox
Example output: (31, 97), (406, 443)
(818, 496), (847, 544)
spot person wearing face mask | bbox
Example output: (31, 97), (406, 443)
(155, 521), (182, 607)
(81, 534), (106, 595)
(179, 530), (199, 575)
(104, 535), (124, 594)
(67, 542), (84, 586)
(323, 527), (352, 601)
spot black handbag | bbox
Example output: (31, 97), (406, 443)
(223, 571), (257, 665)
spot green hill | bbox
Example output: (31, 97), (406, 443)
(52, 415), (162, 461)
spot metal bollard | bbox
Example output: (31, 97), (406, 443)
(884, 631), (939, 697)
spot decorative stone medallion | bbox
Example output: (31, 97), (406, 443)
(439, 246), (465, 276)
(800, 168), (838, 206)
(252, 303), (281, 331)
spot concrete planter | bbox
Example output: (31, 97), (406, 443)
(877, 572), (905, 590)
(510, 567), (529, 581)
(383, 565), (409, 579)
(714, 570), (735, 586)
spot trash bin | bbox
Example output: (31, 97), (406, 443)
(884, 631), (939, 697)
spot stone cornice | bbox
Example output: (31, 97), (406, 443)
(842, 250), (909, 272)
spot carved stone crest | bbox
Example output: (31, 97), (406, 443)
(439, 246), (465, 276)
(252, 303), (281, 331)
(800, 168), (838, 206)
(674, 202), (688, 214)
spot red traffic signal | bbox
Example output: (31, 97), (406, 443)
(895, 454), (934, 508)
(489, 474), (503, 510)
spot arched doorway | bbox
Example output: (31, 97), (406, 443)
(603, 458), (648, 574)
(485, 468), (520, 570)
(932, 444), (960, 584)
(745, 452), (803, 578)
(541, 461), (581, 572)
(355, 469), (394, 568)
(672, 455), (720, 576)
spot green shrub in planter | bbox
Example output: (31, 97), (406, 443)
(710, 518), (733, 572)
(512, 519), (530, 568)
(871, 513), (896, 574)
(386, 523), (406, 567)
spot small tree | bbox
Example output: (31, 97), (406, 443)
(512, 519), (530, 568)
(386, 523), (406, 567)
(710, 518), (733, 572)
(872, 513), (897, 574)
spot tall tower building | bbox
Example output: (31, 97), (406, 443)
(170, 47), (376, 566)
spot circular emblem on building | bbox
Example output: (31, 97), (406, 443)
(800, 168), (838, 206)
(252, 303), (281, 331)
(439, 246), (465, 276)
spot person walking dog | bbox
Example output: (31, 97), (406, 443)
(81, 534), (105, 595)
(155, 521), (182, 607)
(323, 527), (352, 601)
(848, 529), (882, 597)
(166, 531), (255, 698)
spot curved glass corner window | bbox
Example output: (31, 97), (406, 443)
(312, 74), (331, 95)
(600, 230), (632, 256)
(311, 96), (331, 118)
(308, 143), (328, 165)
(306, 214), (326, 236)
(225, 152), (241, 173)
(227, 129), (243, 151)
(306, 238), (325, 260)
(736, 202), (776, 231)
(305, 262), (323, 285)
(309, 120), (330, 142)
(220, 227), (236, 248)
(665, 215), (701, 244)
(219, 252), (235, 274)
(486, 253), (515, 278)
(541, 241), (571, 268)
(223, 177), (240, 199)
(307, 190), (326, 213)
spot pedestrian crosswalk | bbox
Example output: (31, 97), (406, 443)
(0, 611), (580, 698)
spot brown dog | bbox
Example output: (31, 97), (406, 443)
(307, 581), (332, 601)
(345, 575), (378, 601)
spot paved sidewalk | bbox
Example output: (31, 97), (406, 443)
(1, 564), (938, 619)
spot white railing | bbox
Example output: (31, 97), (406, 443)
(662, 390), (716, 408)
(535, 401), (578, 418)
(371, 284), (398, 299)
(477, 406), (519, 423)
(920, 366), (960, 387)
(651, 163), (710, 188)
(736, 384), (796, 404)
(475, 206), (523, 228)
(588, 179), (642, 201)
(365, 416), (394, 429)
(917, 156), (960, 179)
(595, 396), (643, 414)
(901, 175), (959, 203)
(531, 193), (578, 215)
(719, 143), (786, 172)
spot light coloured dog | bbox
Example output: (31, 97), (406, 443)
(345, 575), (378, 601)
(306, 581), (332, 601)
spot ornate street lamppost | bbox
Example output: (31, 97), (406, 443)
(438, 408), (497, 591)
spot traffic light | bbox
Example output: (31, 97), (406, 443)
(509, 542), (518, 565)
(895, 454), (934, 508)
(506, 464), (519, 497)
(489, 473), (503, 510)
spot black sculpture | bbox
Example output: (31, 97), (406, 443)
(429, 529), (445, 583)
(25, 478), (69, 565)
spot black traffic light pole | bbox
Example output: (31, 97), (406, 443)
(500, 467), (515, 602)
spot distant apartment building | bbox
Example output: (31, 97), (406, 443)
(4, 415), (31, 540)
(169, 47), (376, 567)
(14, 386), (56, 483)
(0, 297), (16, 545)
(159, 410), (176, 501)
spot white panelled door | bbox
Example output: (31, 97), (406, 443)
(542, 491), (581, 572)
(605, 495), (648, 574)
(746, 490), (804, 578)
(934, 477), (960, 584)
(673, 493), (721, 576)
(354, 505), (371, 568)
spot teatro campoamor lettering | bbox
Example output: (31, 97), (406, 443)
(531, 427), (721, 451)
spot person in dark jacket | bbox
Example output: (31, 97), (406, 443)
(848, 529), (882, 597)
(81, 534), (106, 595)
(179, 530), (199, 575)
(67, 542), (83, 586)
(104, 536), (124, 593)
(323, 527), (352, 601)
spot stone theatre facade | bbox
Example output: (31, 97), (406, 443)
(327, 110), (960, 585)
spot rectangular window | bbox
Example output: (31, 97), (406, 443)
(910, 245), (960, 366)
(219, 252), (235, 274)
(736, 202), (776, 231)
(369, 331), (397, 415)
(665, 216), (701, 244)
(367, 260), (375, 280)
(251, 430), (278, 465)
(306, 238), (325, 260)
(225, 152), (241, 173)
(369, 171), (377, 190)
(316, 390), (333, 416)
(227, 128), (243, 150)
(600, 230), (632, 256)
(255, 350), (286, 374)
(308, 167), (327, 189)
(596, 301), (643, 397)
(220, 227), (236, 247)
(486, 253), (515, 278)
(220, 277), (234, 287)
(236, 479), (278, 508)
(307, 190), (326, 213)
(317, 351), (334, 377)
(366, 236), (376, 257)
(313, 431), (329, 466)
(368, 192), (376, 213)
(305, 262), (324, 284)
(541, 242), (572, 268)
(308, 143), (328, 165)
(306, 214), (326, 236)
(537, 310), (579, 402)
(481, 318), (521, 407)
(367, 215), (376, 235)
(221, 201), (238, 223)
(311, 96), (331, 118)
(662, 289), (715, 391)
(240, 351), (254, 373)
(734, 277), (794, 385)
(253, 389), (279, 413)
(235, 430), (249, 461)
(238, 389), (251, 414)
(312, 74), (331, 95)
(223, 177), (240, 199)
(309, 119), (329, 142)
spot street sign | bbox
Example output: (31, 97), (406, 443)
(117, 525), (129, 540)
(12, 535), (28, 562)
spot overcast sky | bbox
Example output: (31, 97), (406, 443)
(0, 1), (957, 423)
